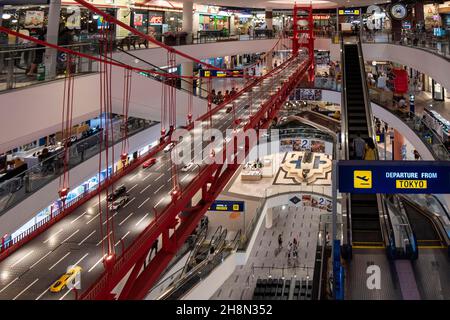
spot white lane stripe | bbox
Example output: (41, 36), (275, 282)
(48, 252), (71, 270)
(154, 197), (165, 208)
(43, 229), (63, 244)
(115, 231), (130, 247)
(140, 184), (152, 194)
(86, 212), (100, 225)
(35, 286), (50, 300)
(138, 198), (150, 209)
(88, 256), (105, 272)
(123, 197), (135, 208)
(128, 183), (139, 192)
(73, 253), (89, 266)
(181, 175), (189, 182)
(13, 278), (39, 300)
(30, 251), (52, 269)
(0, 277), (18, 293)
(59, 285), (76, 300)
(102, 211), (118, 226)
(135, 213), (149, 227)
(143, 172), (153, 181)
(62, 229), (80, 243)
(155, 174), (164, 181)
(154, 185), (164, 194)
(10, 250), (34, 268)
(96, 231), (112, 247)
(119, 212), (134, 226)
(78, 230), (96, 246)
(129, 172), (140, 180)
(71, 211), (87, 224)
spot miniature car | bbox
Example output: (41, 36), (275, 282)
(181, 162), (195, 172)
(164, 142), (175, 153)
(142, 158), (156, 169)
(49, 266), (82, 293)
(107, 185), (127, 202)
(109, 195), (130, 211)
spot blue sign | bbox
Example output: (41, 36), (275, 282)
(209, 200), (245, 212)
(338, 160), (450, 194)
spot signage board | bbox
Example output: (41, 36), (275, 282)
(338, 160), (450, 194)
(0, 0), (49, 4)
(199, 69), (243, 78)
(338, 9), (360, 15)
(209, 200), (245, 212)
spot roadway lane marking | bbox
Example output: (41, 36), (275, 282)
(128, 183), (139, 192)
(154, 185), (164, 194)
(115, 231), (130, 247)
(35, 286), (50, 300)
(96, 231), (113, 247)
(0, 277), (18, 293)
(154, 197), (165, 208)
(78, 230), (96, 246)
(10, 250), (34, 268)
(62, 229), (80, 244)
(86, 212), (100, 225)
(155, 174), (164, 181)
(48, 252), (71, 270)
(123, 197), (135, 208)
(138, 198), (150, 209)
(30, 251), (53, 269)
(181, 175), (190, 182)
(71, 211), (87, 224)
(43, 229), (64, 244)
(143, 172), (153, 181)
(140, 184), (152, 194)
(59, 285), (76, 300)
(119, 212), (134, 226)
(135, 213), (149, 227)
(73, 253), (89, 266)
(154, 163), (164, 171)
(102, 211), (118, 226)
(88, 256), (105, 272)
(129, 172), (140, 181)
(12, 278), (39, 300)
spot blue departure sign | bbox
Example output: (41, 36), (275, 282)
(209, 200), (245, 212)
(338, 160), (450, 194)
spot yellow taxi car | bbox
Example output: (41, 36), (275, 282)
(49, 265), (82, 293)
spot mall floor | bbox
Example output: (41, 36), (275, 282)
(211, 205), (323, 300)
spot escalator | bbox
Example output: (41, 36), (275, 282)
(401, 198), (445, 248)
(295, 111), (340, 133)
(342, 42), (385, 249)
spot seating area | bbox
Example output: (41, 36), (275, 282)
(252, 277), (313, 300)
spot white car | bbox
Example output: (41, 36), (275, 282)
(109, 195), (129, 211)
(181, 162), (195, 172)
(164, 142), (175, 153)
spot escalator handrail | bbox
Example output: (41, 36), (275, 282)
(180, 223), (209, 277)
(339, 37), (352, 248)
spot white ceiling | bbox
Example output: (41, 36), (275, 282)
(188, 0), (392, 10)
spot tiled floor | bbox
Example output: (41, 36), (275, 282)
(211, 205), (325, 300)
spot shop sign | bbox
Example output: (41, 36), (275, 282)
(150, 16), (163, 24)
(24, 11), (45, 29)
(338, 160), (450, 194)
(313, 15), (331, 20)
(338, 9), (360, 15)
(209, 200), (245, 212)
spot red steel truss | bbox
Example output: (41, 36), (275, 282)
(292, 5), (315, 82)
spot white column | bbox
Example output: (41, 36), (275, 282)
(265, 207), (273, 229)
(44, 0), (61, 79)
(180, 61), (194, 93)
(182, 0), (193, 44)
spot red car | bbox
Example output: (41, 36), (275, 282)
(142, 158), (156, 169)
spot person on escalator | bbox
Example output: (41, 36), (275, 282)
(353, 133), (366, 160)
(364, 139), (376, 160)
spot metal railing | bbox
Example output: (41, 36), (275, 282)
(0, 117), (156, 216)
(0, 42), (98, 92)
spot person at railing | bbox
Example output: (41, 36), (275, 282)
(353, 132), (366, 160)
(26, 29), (46, 77)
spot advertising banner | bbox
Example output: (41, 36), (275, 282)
(24, 11), (45, 29)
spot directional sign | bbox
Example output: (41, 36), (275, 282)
(209, 200), (245, 212)
(338, 160), (450, 194)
